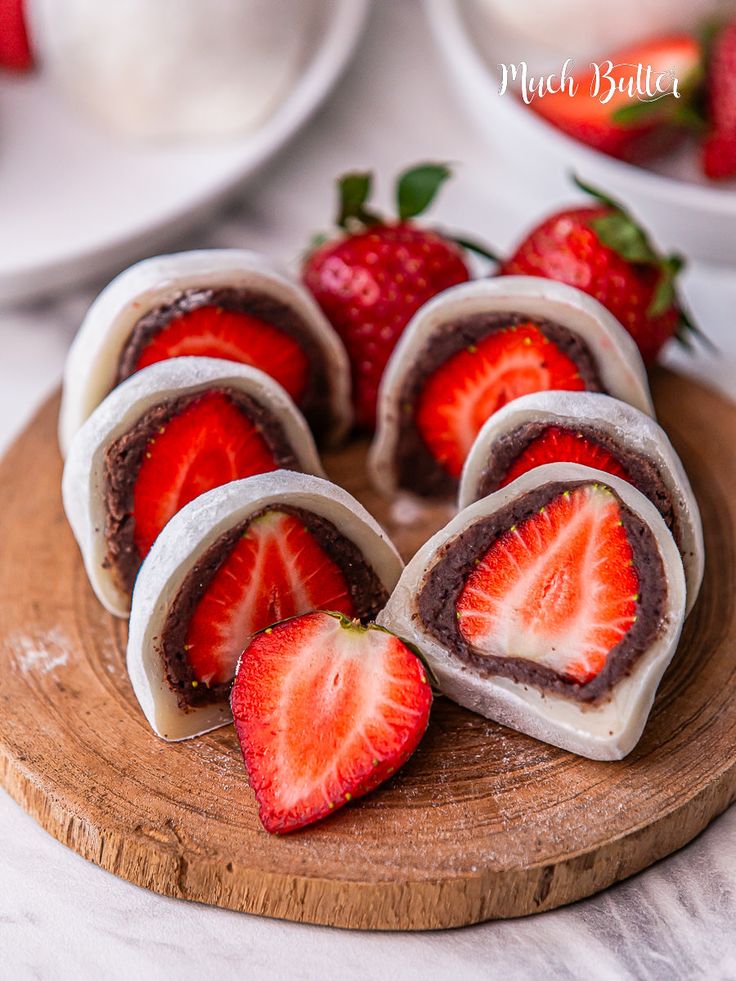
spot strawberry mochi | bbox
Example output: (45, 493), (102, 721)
(58, 249), (352, 456)
(127, 471), (403, 741)
(62, 357), (324, 618)
(459, 390), (704, 613)
(369, 277), (654, 501)
(379, 463), (687, 761)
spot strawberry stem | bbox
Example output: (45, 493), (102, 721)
(445, 232), (500, 264)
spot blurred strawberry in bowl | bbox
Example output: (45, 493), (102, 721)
(302, 163), (494, 431)
(0, 0), (32, 70)
(527, 34), (703, 162)
(701, 15), (736, 179)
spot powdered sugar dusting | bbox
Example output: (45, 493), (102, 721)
(12, 628), (71, 676)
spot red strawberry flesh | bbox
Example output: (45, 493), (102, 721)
(186, 512), (356, 687)
(500, 426), (631, 487)
(231, 611), (432, 834)
(132, 391), (278, 558)
(134, 306), (310, 406)
(416, 323), (586, 478)
(304, 223), (469, 429)
(457, 484), (639, 684)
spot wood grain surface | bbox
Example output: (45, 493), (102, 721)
(0, 370), (734, 931)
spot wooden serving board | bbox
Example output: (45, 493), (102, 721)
(1, 370), (735, 931)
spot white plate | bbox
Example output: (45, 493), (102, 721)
(0, 0), (369, 308)
(425, 0), (736, 266)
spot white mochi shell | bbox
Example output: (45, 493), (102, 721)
(369, 277), (654, 498)
(62, 357), (325, 619)
(58, 249), (352, 455)
(459, 390), (704, 614)
(378, 463), (687, 762)
(127, 471), (404, 742)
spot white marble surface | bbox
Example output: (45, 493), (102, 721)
(1, 1), (735, 977)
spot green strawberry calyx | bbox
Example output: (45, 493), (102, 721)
(331, 162), (498, 261)
(574, 176), (714, 351)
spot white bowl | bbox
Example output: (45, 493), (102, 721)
(0, 0), (369, 307)
(425, 0), (736, 266)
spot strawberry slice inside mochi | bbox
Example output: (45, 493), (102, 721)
(500, 426), (631, 487)
(456, 484), (639, 684)
(416, 323), (586, 478)
(134, 305), (310, 405)
(132, 391), (279, 558)
(186, 511), (356, 687)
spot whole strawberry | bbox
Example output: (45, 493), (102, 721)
(702, 17), (736, 180)
(303, 164), (475, 430)
(500, 179), (703, 364)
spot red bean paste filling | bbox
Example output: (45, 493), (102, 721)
(394, 313), (604, 498)
(418, 481), (668, 704)
(158, 506), (390, 709)
(103, 388), (300, 593)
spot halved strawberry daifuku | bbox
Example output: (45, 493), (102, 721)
(378, 463), (688, 760)
(58, 250), (353, 455)
(63, 358), (324, 618)
(458, 391), (704, 615)
(126, 471), (404, 740)
(415, 323), (586, 479)
(498, 426), (630, 488)
(369, 278), (654, 501)
(456, 484), (639, 684)
(186, 510), (356, 688)
(231, 611), (432, 834)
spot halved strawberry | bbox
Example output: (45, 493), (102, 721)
(186, 511), (356, 687)
(132, 391), (278, 558)
(134, 306), (310, 405)
(231, 611), (432, 834)
(500, 426), (631, 488)
(528, 35), (702, 161)
(0, 0), (33, 71)
(457, 484), (639, 684)
(416, 324), (586, 478)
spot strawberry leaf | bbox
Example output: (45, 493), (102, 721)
(575, 175), (662, 265)
(336, 171), (381, 230)
(396, 163), (452, 221)
(573, 175), (622, 210)
(648, 255), (683, 318)
(590, 212), (660, 265)
(611, 98), (673, 127)
(671, 100), (709, 132)
(443, 231), (500, 263)
(677, 305), (718, 352)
